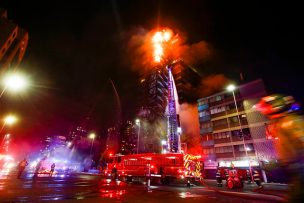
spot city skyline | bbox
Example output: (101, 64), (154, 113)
(0, 0), (302, 144)
(0, 1), (303, 201)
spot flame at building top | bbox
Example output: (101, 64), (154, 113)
(152, 28), (176, 63)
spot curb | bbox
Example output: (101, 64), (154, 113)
(77, 172), (102, 176)
(199, 181), (287, 202)
(215, 190), (286, 202)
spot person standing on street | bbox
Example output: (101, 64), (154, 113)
(253, 170), (262, 189)
(33, 159), (43, 178)
(17, 158), (28, 179)
(50, 163), (55, 176)
(216, 168), (223, 187)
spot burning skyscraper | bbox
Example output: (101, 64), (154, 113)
(134, 28), (202, 153)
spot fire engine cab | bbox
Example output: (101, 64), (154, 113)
(104, 153), (202, 183)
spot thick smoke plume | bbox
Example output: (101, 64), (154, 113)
(197, 74), (231, 98)
(125, 27), (212, 73)
(179, 103), (201, 154)
(125, 27), (231, 155)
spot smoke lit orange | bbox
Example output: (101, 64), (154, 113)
(126, 27), (211, 73)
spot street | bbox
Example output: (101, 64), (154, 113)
(0, 171), (278, 203)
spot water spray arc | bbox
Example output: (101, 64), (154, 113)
(167, 66), (180, 153)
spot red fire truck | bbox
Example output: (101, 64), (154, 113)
(104, 153), (202, 183)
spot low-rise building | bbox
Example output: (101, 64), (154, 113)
(198, 79), (277, 178)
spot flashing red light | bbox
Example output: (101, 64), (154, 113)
(275, 137), (279, 140)
(109, 153), (113, 157)
(151, 165), (154, 169)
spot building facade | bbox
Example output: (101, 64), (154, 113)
(138, 60), (201, 153)
(105, 126), (120, 155)
(198, 79), (277, 177)
(120, 120), (137, 155)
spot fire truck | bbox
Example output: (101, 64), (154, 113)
(104, 153), (202, 183)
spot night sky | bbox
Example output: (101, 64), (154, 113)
(0, 0), (303, 145)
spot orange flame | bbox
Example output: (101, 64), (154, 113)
(126, 27), (211, 73)
(152, 29), (173, 63)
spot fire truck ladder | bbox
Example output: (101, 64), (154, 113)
(167, 66), (180, 153)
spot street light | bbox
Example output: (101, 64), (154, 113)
(226, 84), (254, 182)
(226, 84), (236, 92)
(89, 133), (96, 156)
(1, 115), (18, 132)
(135, 119), (141, 154)
(1, 72), (29, 98)
(4, 115), (17, 125)
(1, 115), (18, 150)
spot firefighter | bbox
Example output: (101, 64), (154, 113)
(256, 95), (304, 201)
(246, 170), (252, 183)
(216, 168), (223, 187)
(50, 163), (55, 176)
(17, 158), (28, 179)
(111, 165), (118, 180)
(224, 169), (229, 181)
(33, 159), (43, 178)
(159, 166), (165, 183)
(186, 178), (191, 188)
(253, 170), (262, 188)
(220, 168), (226, 183)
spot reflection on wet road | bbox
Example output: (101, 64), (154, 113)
(0, 171), (271, 202)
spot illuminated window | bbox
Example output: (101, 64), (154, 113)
(215, 95), (222, 101)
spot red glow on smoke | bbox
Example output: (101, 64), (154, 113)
(179, 103), (202, 154)
(126, 27), (211, 73)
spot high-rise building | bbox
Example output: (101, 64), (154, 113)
(198, 79), (277, 177)
(139, 66), (168, 121)
(105, 126), (120, 155)
(67, 126), (88, 142)
(0, 9), (28, 69)
(120, 120), (137, 155)
(67, 116), (91, 142)
(138, 61), (201, 153)
(40, 135), (67, 157)
(171, 60), (201, 104)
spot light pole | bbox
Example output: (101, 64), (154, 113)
(89, 133), (96, 156)
(226, 84), (254, 182)
(1, 115), (18, 150)
(135, 119), (141, 154)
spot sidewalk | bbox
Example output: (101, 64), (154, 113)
(201, 179), (288, 202)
